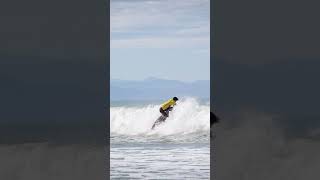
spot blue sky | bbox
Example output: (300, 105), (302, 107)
(111, 0), (210, 82)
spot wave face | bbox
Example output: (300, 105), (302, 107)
(110, 98), (210, 140)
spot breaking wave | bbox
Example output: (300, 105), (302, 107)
(110, 98), (210, 136)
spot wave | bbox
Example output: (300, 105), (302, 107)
(110, 98), (210, 136)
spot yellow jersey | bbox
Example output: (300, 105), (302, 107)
(161, 99), (176, 110)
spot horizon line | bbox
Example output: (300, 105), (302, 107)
(110, 77), (210, 83)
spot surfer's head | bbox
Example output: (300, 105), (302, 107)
(173, 97), (179, 101)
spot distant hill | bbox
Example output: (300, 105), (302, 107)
(111, 77), (209, 101)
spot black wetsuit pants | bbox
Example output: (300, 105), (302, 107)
(159, 107), (169, 117)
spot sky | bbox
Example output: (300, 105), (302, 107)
(111, 0), (210, 82)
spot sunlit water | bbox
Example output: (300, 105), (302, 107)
(110, 98), (210, 179)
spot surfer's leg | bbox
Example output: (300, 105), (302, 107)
(159, 108), (168, 117)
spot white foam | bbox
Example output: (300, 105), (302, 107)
(110, 98), (210, 136)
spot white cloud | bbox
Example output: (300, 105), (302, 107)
(111, 0), (210, 50)
(111, 36), (209, 49)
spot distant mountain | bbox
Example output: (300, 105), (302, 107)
(111, 77), (210, 101)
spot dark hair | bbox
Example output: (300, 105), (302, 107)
(173, 97), (179, 101)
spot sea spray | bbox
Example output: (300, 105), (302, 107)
(110, 98), (210, 136)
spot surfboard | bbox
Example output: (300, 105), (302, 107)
(151, 107), (173, 130)
(151, 115), (167, 130)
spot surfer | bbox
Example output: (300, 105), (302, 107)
(160, 97), (179, 118)
(151, 97), (179, 129)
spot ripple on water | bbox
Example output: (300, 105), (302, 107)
(110, 134), (210, 180)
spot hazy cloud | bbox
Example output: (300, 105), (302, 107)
(111, 0), (209, 50)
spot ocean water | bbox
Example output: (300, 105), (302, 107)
(110, 98), (210, 179)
